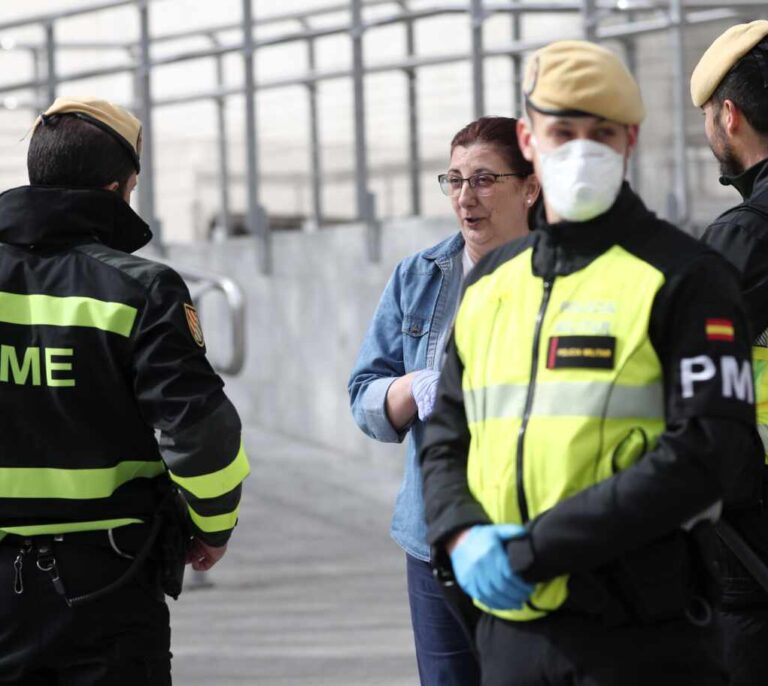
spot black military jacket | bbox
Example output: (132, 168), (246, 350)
(702, 158), (768, 339)
(701, 159), (768, 604)
(0, 186), (247, 547)
(421, 185), (762, 592)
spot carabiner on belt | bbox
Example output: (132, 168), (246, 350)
(35, 542), (70, 605)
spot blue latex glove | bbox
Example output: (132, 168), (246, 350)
(449, 524), (534, 610)
(411, 369), (441, 421)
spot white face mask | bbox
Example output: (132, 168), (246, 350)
(534, 138), (625, 223)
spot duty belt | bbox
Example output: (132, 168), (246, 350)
(2, 519), (162, 608)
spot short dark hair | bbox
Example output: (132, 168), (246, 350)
(711, 38), (768, 137)
(450, 116), (534, 176)
(27, 114), (136, 194)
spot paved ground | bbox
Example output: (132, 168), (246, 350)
(170, 426), (418, 685)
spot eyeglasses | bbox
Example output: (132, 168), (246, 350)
(437, 172), (528, 197)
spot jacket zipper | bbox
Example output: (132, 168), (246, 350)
(515, 278), (553, 524)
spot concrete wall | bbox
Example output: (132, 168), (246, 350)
(164, 215), (456, 460)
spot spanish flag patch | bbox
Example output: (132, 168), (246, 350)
(705, 318), (734, 342)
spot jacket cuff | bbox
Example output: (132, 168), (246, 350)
(360, 377), (409, 443)
(192, 523), (233, 548)
(506, 533), (538, 582)
(426, 504), (490, 549)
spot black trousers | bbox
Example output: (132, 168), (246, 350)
(0, 536), (171, 685)
(720, 607), (768, 686)
(476, 611), (727, 686)
(715, 522), (768, 686)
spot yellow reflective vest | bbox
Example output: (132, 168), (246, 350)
(752, 345), (768, 459)
(457, 243), (665, 620)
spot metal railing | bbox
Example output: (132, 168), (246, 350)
(174, 263), (246, 376)
(0, 0), (767, 270)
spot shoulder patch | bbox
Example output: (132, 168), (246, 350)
(183, 303), (205, 347)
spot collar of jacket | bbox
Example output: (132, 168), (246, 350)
(0, 185), (152, 253)
(421, 231), (465, 262)
(531, 182), (649, 279)
(719, 157), (768, 201)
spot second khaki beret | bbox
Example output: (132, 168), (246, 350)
(523, 40), (645, 125)
(691, 20), (768, 107)
(34, 96), (142, 172)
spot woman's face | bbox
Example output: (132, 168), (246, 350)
(446, 142), (539, 262)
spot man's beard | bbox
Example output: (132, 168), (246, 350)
(711, 121), (744, 178)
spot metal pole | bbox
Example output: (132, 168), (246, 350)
(402, 6), (421, 216)
(510, 0), (522, 116)
(242, 0), (270, 273)
(622, 14), (641, 194)
(669, 0), (690, 225)
(351, 0), (378, 261)
(44, 22), (56, 104)
(470, 0), (485, 119)
(210, 35), (232, 239)
(137, 1), (161, 246)
(581, 0), (597, 41)
(304, 23), (323, 231)
(28, 47), (44, 111)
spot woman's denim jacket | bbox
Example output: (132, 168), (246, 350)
(348, 232), (465, 561)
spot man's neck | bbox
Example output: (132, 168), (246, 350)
(737, 134), (768, 173)
(544, 203), (562, 224)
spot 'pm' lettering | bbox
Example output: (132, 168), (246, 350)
(681, 355), (715, 399)
(721, 356), (754, 403)
(680, 354), (753, 402)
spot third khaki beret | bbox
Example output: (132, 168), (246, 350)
(34, 96), (142, 172)
(523, 40), (645, 125)
(691, 20), (768, 107)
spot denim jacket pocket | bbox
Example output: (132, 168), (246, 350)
(402, 314), (431, 373)
(402, 314), (431, 338)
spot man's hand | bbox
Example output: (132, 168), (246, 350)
(186, 538), (227, 571)
(449, 524), (533, 610)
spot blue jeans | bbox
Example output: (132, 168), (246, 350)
(406, 554), (480, 686)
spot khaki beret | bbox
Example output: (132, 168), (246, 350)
(523, 40), (645, 125)
(691, 20), (768, 107)
(34, 96), (142, 172)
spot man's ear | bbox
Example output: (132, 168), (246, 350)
(626, 124), (639, 158)
(517, 117), (535, 163)
(722, 99), (741, 136)
(103, 181), (119, 192)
